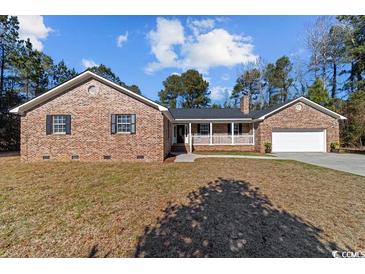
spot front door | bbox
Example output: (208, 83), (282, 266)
(176, 125), (185, 144)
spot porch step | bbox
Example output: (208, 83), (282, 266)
(171, 144), (188, 153)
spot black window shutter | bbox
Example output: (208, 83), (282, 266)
(111, 114), (116, 134)
(227, 124), (231, 134)
(131, 114), (136, 134)
(239, 124), (242, 134)
(66, 115), (71, 135)
(197, 124), (201, 134)
(46, 115), (53, 135)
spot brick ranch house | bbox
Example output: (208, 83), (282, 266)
(10, 71), (346, 162)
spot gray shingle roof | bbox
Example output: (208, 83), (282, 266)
(169, 108), (252, 119)
(249, 98), (298, 119)
(169, 98), (300, 120)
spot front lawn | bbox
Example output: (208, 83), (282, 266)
(0, 156), (364, 257)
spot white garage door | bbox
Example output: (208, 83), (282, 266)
(272, 129), (326, 152)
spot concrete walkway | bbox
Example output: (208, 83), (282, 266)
(174, 153), (278, 163)
(275, 152), (365, 177)
(174, 152), (365, 177)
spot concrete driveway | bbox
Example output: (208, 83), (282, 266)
(275, 153), (365, 177)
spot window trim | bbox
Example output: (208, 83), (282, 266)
(198, 123), (210, 135)
(115, 114), (136, 134)
(51, 114), (67, 135)
(234, 124), (239, 135)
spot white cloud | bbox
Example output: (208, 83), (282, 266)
(82, 58), (98, 69)
(215, 17), (230, 23)
(181, 29), (257, 72)
(17, 15), (53, 51)
(187, 18), (215, 36)
(210, 86), (231, 101)
(145, 17), (257, 74)
(116, 32), (128, 47)
(145, 17), (185, 74)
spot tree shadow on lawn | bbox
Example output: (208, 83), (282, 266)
(135, 178), (340, 258)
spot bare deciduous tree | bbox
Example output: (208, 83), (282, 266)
(305, 16), (346, 98)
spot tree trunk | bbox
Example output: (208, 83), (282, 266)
(0, 44), (5, 110)
(26, 79), (29, 100)
(321, 65), (327, 90)
(349, 62), (355, 93)
(331, 62), (337, 98)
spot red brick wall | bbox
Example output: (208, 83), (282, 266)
(240, 95), (250, 114)
(21, 79), (167, 162)
(256, 101), (339, 153)
(163, 116), (172, 157)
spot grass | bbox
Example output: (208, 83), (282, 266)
(194, 151), (274, 157)
(0, 156), (364, 257)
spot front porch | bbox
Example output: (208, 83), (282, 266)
(172, 122), (256, 153)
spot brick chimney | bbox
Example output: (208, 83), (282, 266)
(240, 95), (250, 114)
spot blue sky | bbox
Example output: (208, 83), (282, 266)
(18, 15), (319, 103)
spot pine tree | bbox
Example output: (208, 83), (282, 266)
(337, 16), (365, 91)
(230, 68), (261, 107)
(158, 74), (183, 108)
(341, 91), (365, 146)
(0, 16), (20, 110)
(159, 70), (210, 109)
(307, 78), (330, 106)
(51, 60), (77, 86)
(89, 64), (141, 94)
(264, 56), (294, 105)
(181, 69), (210, 108)
(211, 103), (221, 109)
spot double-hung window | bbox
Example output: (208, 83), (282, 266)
(117, 115), (132, 133)
(53, 115), (67, 134)
(199, 123), (210, 135)
(46, 115), (71, 135)
(234, 124), (240, 135)
(228, 123), (242, 135)
(112, 114), (136, 134)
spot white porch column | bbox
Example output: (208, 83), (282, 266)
(231, 122), (234, 145)
(189, 123), (192, 153)
(252, 122), (255, 145)
(209, 122), (213, 145)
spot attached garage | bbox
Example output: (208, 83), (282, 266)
(272, 129), (326, 152)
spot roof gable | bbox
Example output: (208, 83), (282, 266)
(251, 97), (346, 120)
(10, 71), (168, 115)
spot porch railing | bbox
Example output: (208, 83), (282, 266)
(192, 134), (254, 145)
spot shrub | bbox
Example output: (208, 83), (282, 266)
(264, 142), (272, 153)
(330, 142), (340, 151)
